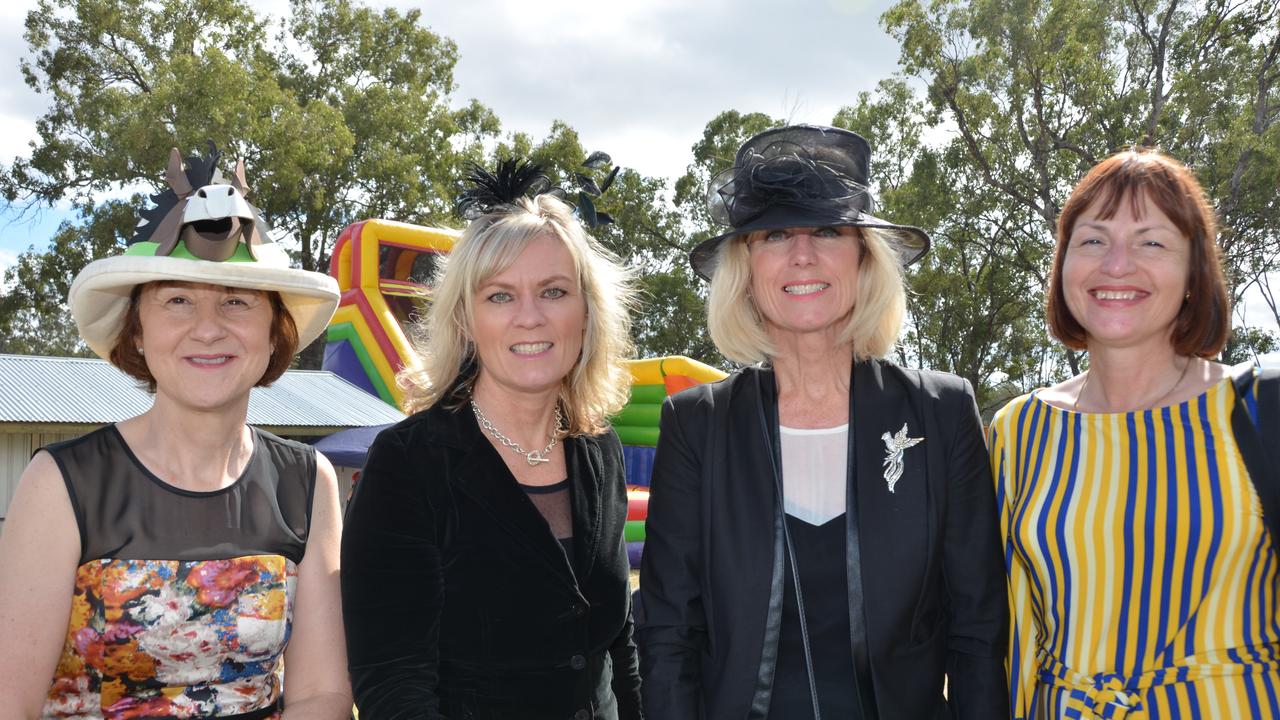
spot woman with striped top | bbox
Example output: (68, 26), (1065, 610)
(989, 148), (1280, 719)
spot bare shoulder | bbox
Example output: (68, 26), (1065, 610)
(0, 449), (80, 574)
(1204, 360), (1232, 384)
(314, 449), (338, 485)
(11, 450), (74, 519)
(1036, 374), (1085, 410)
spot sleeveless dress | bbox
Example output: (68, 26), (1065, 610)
(38, 425), (316, 720)
(989, 375), (1280, 719)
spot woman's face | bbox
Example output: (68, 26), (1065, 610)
(137, 281), (274, 412)
(471, 234), (587, 402)
(1062, 191), (1191, 353)
(748, 226), (862, 345)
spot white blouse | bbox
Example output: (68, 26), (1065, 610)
(779, 423), (848, 525)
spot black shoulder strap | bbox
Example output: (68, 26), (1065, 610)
(1231, 364), (1280, 547)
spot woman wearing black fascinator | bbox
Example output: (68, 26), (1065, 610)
(341, 160), (643, 719)
(636, 125), (1008, 718)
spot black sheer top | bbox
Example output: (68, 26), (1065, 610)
(43, 424), (316, 564)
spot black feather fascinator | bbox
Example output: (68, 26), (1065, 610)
(456, 153), (622, 230)
(455, 158), (565, 221)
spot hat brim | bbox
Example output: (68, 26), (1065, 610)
(688, 209), (930, 281)
(69, 253), (340, 359)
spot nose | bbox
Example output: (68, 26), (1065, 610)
(189, 303), (230, 342)
(787, 231), (818, 266)
(512, 296), (547, 328)
(1100, 241), (1136, 277)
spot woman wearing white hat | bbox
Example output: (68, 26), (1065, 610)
(0, 144), (351, 719)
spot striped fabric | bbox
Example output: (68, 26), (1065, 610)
(989, 376), (1280, 719)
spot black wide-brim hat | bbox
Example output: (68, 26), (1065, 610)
(689, 124), (930, 281)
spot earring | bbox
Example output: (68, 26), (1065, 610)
(136, 346), (145, 355)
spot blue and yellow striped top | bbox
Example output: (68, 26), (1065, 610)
(989, 375), (1280, 719)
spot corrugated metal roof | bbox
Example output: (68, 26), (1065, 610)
(0, 354), (404, 427)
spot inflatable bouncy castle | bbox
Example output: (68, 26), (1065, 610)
(322, 218), (725, 566)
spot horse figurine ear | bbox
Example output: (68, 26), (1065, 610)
(152, 148), (194, 256)
(229, 157), (264, 258)
(165, 148), (193, 198)
(230, 158), (249, 195)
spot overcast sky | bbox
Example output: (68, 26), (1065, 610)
(0, 0), (902, 265)
(0, 0), (1276, 350)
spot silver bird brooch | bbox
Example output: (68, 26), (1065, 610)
(881, 423), (923, 493)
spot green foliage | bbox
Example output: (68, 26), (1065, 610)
(2, 0), (502, 362)
(1224, 326), (1280, 366)
(673, 110), (780, 238)
(0, 200), (136, 355)
(876, 0), (1280, 393)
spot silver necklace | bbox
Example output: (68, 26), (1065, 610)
(471, 400), (563, 466)
(1074, 357), (1196, 412)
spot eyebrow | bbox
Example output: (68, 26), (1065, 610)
(1074, 221), (1176, 234)
(482, 274), (576, 289)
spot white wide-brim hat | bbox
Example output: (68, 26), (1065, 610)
(70, 243), (340, 359)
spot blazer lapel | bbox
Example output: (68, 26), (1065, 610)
(450, 411), (580, 593)
(852, 361), (928, 634)
(744, 366), (789, 719)
(566, 434), (603, 580)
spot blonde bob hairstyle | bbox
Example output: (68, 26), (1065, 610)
(399, 193), (635, 436)
(706, 226), (906, 364)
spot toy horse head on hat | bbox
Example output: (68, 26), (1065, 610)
(129, 141), (271, 262)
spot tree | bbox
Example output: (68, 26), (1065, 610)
(832, 79), (1059, 410)
(0, 200), (136, 355)
(2, 0), (500, 361)
(881, 0), (1280, 374)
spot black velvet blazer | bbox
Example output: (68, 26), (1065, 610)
(636, 361), (1008, 720)
(341, 401), (643, 720)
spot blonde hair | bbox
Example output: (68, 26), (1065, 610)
(399, 194), (635, 435)
(706, 227), (906, 364)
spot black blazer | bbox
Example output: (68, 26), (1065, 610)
(341, 402), (644, 720)
(636, 361), (1007, 719)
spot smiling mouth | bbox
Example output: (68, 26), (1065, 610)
(511, 342), (552, 355)
(1093, 290), (1143, 300)
(187, 356), (233, 366)
(784, 283), (829, 295)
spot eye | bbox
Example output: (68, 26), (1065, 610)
(163, 294), (191, 305)
(542, 287), (568, 299)
(487, 291), (513, 303)
(813, 227), (840, 238)
(764, 229), (789, 243)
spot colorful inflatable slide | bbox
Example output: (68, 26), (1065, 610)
(322, 219), (726, 566)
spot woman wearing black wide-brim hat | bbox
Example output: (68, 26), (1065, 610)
(637, 125), (1008, 719)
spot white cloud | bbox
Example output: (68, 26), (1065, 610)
(0, 0), (903, 183)
(403, 0), (902, 179)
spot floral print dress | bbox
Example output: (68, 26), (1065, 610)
(39, 426), (316, 720)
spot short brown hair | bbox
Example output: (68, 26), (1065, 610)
(110, 282), (299, 392)
(1046, 148), (1230, 357)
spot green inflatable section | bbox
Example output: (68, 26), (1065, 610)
(612, 383), (665, 449)
(625, 520), (646, 543)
